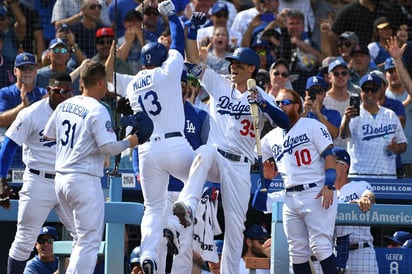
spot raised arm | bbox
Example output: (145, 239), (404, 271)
(386, 36), (412, 95)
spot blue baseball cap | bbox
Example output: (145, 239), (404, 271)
(49, 38), (69, 49)
(332, 147), (350, 166)
(306, 76), (327, 90)
(385, 231), (412, 245)
(359, 73), (382, 89)
(14, 52), (36, 67)
(244, 225), (269, 239)
(328, 59), (348, 73)
(38, 226), (58, 240)
(212, 2), (228, 15)
(384, 57), (395, 71)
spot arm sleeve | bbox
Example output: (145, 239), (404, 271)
(99, 140), (130, 156)
(0, 137), (19, 178)
(260, 102), (290, 129)
(168, 14), (185, 57)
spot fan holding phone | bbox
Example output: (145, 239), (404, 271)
(302, 76), (341, 139)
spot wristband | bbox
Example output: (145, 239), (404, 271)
(324, 168), (336, 187)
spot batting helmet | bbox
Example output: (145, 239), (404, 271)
(385, 231), (412, 245)
(141, 42), (168, 67)
(130, 246), (141, 265)
(402, 239), (412, 248)
(225, 47), (261, 75)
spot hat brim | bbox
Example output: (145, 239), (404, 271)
(384, 236), (402, 244)
(225, 56), (254, 66)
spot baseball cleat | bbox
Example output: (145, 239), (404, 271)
(142, 258), (157, 274)
(164, 225), (180, 255)
(172, 201), (193, 228)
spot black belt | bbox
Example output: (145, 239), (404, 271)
(29, 169), (55, 179)
(217, 148), (248, 163)
(165, 132), (182, 138)
(349, 242), (370, 250)
(286, 183), (317, 192)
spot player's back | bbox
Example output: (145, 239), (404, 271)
(52, 95), (116, 177)
(126, 50), (185, 136)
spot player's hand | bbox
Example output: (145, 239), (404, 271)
(316, 185), (334, 209)
(0, 179), (14, 209)
(190, 12), (207, 26)
(247, 91), (263, 106)
(263, 160), (277, 180)
(121, 112), (154, 145)
(158, 0), (176, 17)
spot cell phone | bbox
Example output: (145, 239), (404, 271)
(309, 89), (316, 101)
(350, 95), (360, 116)
(260, 13), (275, 23)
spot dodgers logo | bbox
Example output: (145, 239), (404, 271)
(39, 129), (56, 147)
(105, 121), (114, 133)
(361, 123), (397, 141)
(216, 96), (251, 119)
(272, 144), (283, 161)
(283, 133), (310, 154)
(186, 120), (196, 134)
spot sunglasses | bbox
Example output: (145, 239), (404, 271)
(273, 71), (289, 78)
(52, 47), (69, 54)
(276, 99), (296, 106)
(361, 86), (378, 94)
(338, 41), (352, 48)
(96, 39), (113, 46)
(332, 70), (349, 77)
(255, 238), (267, 244)
(144, 9), (159, 16)
(309, 87), (324, 94)
(256, 49), (267, 56)
(89, 4), (102, 10)
(17, 65), (36, 72)
(37, 238), (54, 244)
(48, 87), (74, 96)
(214, 12), (228, 18)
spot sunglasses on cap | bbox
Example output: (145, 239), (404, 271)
(48, 86), (74, 96)
(37, 238), (54, 244)
(89, 4), (102, 10)
(338, 41), (352, 48)
(276, 99), (296, 106)
(273, 71), (289, 78)
(361, 86), (378, 94)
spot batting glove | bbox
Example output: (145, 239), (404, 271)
(184, 62), (204, 78)
(158, 0), (176, 17)
(185, 12), (207, 39)
(0, 178), (14, 209)
(247, 91), (263, 106)
(116, 97), (133, 116)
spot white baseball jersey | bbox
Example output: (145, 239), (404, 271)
(323, 92), (350, 148)
(126, 49), (185, 135)
(336, 180), (379, 274)
(202, 67), (281, 162)
(6, 98), (56, 172)
(261, 117), (333, 188)
(348, 105), (407, 177)
(44, 95), (117, 177)
(336, 180), (374, 241)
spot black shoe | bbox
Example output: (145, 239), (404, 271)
(164, 225), (180, 255)
(142, 259), (157, 274)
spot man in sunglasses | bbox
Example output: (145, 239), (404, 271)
(340, 73), (407, 178)
(239, 224), (270, 274)
(23, 226), (59, 274)
(302, 76), (341, 139)
(36, 38), (80, 95)
(2, 72), (76, 274)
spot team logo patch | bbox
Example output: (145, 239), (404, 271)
(11, 118), (23, 131)
(105, 121), (114, 133)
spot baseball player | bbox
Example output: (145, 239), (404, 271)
(340, 73), (407, 178)
(257, 89), (338, 273)
(108, 2), (197, 273)
(172, 20), (290, 272)
(23, 226), (59, 274)
(0, 73), (75, 274)
(43, 62), (149, 274)
(332, 147), (378, 274)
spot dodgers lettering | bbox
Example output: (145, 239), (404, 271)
(362, 123), (396, 141)
(61, 102), (89, 118)
(216, 96), (250, 119)
(283, 133), (310, 154)
(133, 75), (152, 90)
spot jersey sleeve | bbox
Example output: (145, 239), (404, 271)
(43, 108), (58, 139)
(114, 73), (135, 97)
(5, 108), (32, 146)
(311, 120), (333, 154)
(91, 105), (117, 148)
